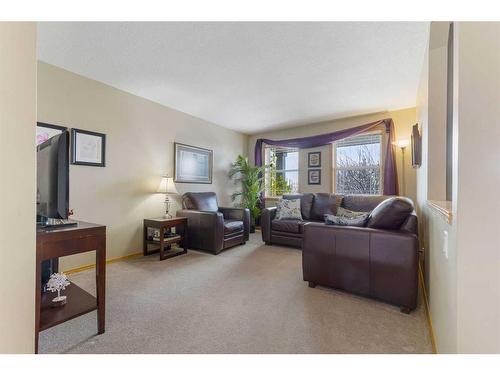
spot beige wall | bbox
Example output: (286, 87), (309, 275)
(417, 22), (500, 353)
(453, 22), (500, 353)
(0, 22), (37, 353)
(37, 62), (248, 271)
(249, 108), (418, 203)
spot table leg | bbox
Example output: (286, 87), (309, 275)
(159, 226), (165, 261)
(34, 251), (41, 354)
(143, 223), (148, 256)
(183, 222), (188, 253)
(96, 234), (106, 334)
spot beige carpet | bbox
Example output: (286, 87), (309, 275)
(39, 233), (433, 354)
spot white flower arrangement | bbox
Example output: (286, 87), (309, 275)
(47, 272), (70, 304)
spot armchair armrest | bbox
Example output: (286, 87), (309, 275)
(218, 206), (250, 241)
(261, 207), (277, 244)
(176, 209), (224, 253)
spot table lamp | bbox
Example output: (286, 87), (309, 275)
(157, 176), (178, 218)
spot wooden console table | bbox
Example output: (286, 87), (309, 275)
(35, 221), (106, 353)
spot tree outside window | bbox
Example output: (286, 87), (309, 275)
(265, 147), (298, 196)
(334, 133), (382, 195)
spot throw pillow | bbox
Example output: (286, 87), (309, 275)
(366, 197), (414, 230)
(275, 198), (303, 220)
(324, 213), (369, 227)
(336, 206), (368, 219)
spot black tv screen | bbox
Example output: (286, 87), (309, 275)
(36, 131), (70, 222)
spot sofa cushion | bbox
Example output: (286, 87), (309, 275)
(272, 219), (302, 234)
(224, 219), (244, 234)
(275, 198), (303, 220)
(324, 213), (369, 227)
(182, 192), (219, 212)
(342, 195), (389, 212)
(283, 193), (314, 220)
(310, 193), (343, 220)
(366, 197), (414, 230)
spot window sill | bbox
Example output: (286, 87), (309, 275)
(426, 200), (453, 224)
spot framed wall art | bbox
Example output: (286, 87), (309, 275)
(308, 151), (321, 168)
(36, 122), (67, 146)
(71, 128), (106, 167)
(174, 142), (213, 184)
(308, 169), (321, 185)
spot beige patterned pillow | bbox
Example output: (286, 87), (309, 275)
(275, 198), (303, 220)
(337, 206), (368, 219)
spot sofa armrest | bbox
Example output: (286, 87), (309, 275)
(261, 207), (277, 244)
(176, 209), (224, 253)
(219, 206), (250, 241)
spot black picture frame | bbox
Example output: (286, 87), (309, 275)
(36, 122), (67, 146)
(308, 151), (321, 168)
(174, 142), (213, 184)
(308, 169), (321, 185)
(411, 124), (422, 168)
(71, 128), (106, 167)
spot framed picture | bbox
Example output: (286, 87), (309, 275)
(174, 142), (213, 184)
(411, 124), (422, 168)
(71, 128), (106, 167)
(36, 122), (67, 146)
(308, 169), (321, 185)
(308, 151), (321, 168)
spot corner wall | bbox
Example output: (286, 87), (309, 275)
(0, 22), (37, 353)
(416, 22), (500, 353)
(37, 62), (249, 271)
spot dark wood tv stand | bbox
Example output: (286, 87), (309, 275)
(35, 221), (106, 353)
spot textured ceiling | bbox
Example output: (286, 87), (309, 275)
(37, 22), (429, 134)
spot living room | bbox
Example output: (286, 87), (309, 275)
(1, 1), (500, 372)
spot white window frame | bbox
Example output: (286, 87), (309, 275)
(332, 130), (385, 195)
(264, 146), (299, 197)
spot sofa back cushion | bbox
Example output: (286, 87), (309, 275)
(310, 193), (343, 221)
(182, 192), (219, 212)
(366, 197), (414, 230)
(342, 195), (390, 212)
(283, 193), (314, 220)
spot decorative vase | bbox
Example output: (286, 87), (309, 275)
(51, 290), (67, 307)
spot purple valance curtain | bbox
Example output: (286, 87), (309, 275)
(254, 118), (398, 195)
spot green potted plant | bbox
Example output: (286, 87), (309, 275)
(229, 155), (266, 232)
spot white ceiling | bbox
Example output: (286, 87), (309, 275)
(37, 22), (429, 134)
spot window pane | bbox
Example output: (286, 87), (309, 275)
(335, 134), (382, 195)
(336, 167), (380, 194)
(283, 171), (299, 193)
(266, 147), (299, 196)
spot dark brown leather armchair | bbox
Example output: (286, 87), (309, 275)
(176, 192), (250, 254)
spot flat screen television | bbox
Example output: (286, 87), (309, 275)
(37, 130), (75, 288)
(36, 131), (71, 225)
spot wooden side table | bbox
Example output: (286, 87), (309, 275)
(143, 217), (188, 261)
(35, 221), (106, 354)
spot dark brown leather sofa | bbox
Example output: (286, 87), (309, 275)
(177, 192), (250, 254)
(261, 193), (419, 312)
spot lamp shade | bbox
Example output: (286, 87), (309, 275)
(393, 139), (410, 149)
(157, 176), (178, 194)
